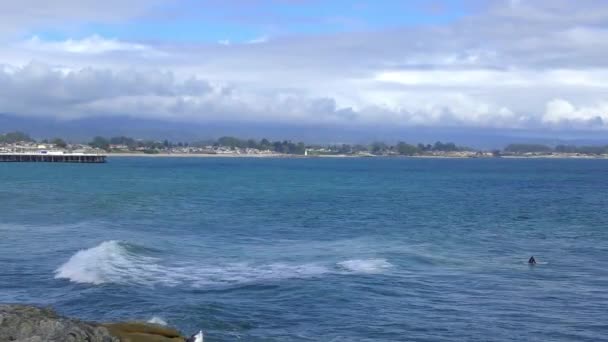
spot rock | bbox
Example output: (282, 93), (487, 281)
(103, 323), (185, 342)
(0, 305), (186, 342)
(0, 304), (117, 342)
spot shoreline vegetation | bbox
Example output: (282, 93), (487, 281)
(2, 131), (608, 159)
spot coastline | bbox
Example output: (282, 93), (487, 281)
(106, 153), (359, 158)
(107, 152), (290, 158)
(499, 155), (608, 159)
(105, 153), (608, 159)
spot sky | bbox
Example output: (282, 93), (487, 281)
(1, 0), (608, 141)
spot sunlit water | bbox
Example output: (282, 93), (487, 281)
(1, 157), (607, 341)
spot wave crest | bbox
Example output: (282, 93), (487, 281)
(337, 259), (393, 273)
(54, 240), (164, 285)
(55, 241), (392, 287)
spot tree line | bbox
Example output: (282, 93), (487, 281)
(0, 131), (511, 156)
(320, 141), (468, 156)
(3, 131), (608, 156)
(504, 143), (608, 155)
(0, 131), (67, 148)
(85, 135), (469, 155)
(0, 131), (34, 144)
(88, 136), (307, 154)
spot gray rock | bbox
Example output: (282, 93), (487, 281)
(0, 305), (119, 342)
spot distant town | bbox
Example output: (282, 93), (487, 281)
(1, 131), (608, 159)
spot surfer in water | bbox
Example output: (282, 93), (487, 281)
(528, 256), (536, 265)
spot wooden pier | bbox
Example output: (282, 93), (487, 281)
(0, 153), (106, 163)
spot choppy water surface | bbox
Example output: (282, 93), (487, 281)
(1, 157), (608, 341)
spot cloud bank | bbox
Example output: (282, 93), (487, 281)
(0, 0), (607, 133)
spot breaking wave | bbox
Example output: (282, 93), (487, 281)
(337, 259), (393, 273)
(54, 241), (392, 287)
(54, 240), (165, 285)
(147, 316), (168, 326)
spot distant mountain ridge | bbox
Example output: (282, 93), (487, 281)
(1, 113), (607, 149)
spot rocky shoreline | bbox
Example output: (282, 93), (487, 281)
(0, 305), (190, 342)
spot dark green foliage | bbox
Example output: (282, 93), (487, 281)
(555, 145), (608, 155)
(89, 136), (110, 150)
(432, 141), (459, 152)
(109, 136), (137, 148)
(50, 138), (67, 148)
(211, 137), (306, 154)
(217, 136), (247, 149)
(370, 142), (388, 154)
(0, 131), (34, 144)
(396, 142), (419, 155)
(246, 139), (258, 148)
(259, 138), (272, 150)
(417, 143), (432, 151)
(352, 144), (369, 153)
(84, 135), (310, 154)
(140, 140), (164, 150)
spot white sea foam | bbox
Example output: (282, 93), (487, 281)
(55, 241), (392, 287)
(54, 240), (165, 285)
(337, 259), (393, 273)
(147, 316), (168, 326)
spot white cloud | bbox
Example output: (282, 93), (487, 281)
(543, 99), (607, 127)
(375, 70), (530, 87)
(23, 35), (149, 55)
(1, 0), (608, 132)
(247, 36), (269, 44)
(374, 69), (608, 89)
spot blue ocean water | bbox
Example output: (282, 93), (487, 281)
(1, 157), (608, 341)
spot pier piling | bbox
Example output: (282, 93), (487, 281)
(0, 153), (106, 163)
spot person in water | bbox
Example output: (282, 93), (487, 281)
(528, 256), (536, 265)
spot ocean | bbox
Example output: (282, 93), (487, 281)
(1, 157), (607, 341)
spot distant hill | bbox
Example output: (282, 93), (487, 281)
(1, 113), (607, 149)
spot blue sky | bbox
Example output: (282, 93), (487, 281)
(34, 0), (468, 43)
